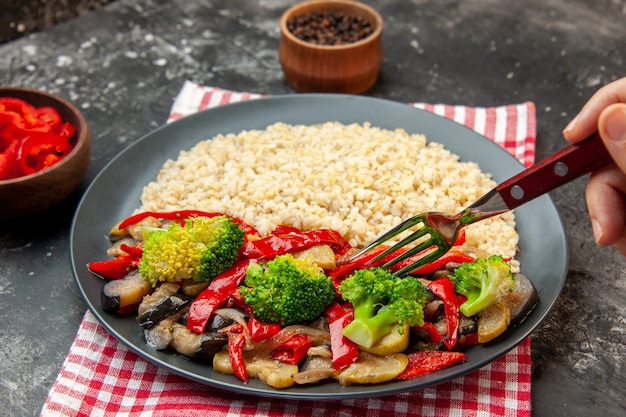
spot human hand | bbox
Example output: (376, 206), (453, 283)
(563, 77), (626, 254)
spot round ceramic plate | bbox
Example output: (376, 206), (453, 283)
(71, 94), (567, 400)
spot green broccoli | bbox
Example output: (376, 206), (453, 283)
(139, 215), (245, 287)
(449, 255), (515, 317)
(239, 254), (336, 326)
(338, 267), (429, 348)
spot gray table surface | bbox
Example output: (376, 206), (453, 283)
(1, 0), (625, 416)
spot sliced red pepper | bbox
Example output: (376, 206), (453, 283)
(331, 230), (471, 283)
(325, 302), (359, 370)
(87, 252), (139, 280)
(420, 321), (445, 346)
(17, 132), (73, 175)
(223, 323), (248, 383)
(120, 242), (143, 258)
(186, 259), (251, 334)
(35, 106), (62, 130)
(117, 210), (260, 236)
(428, 277), (461, 350)
(248, 317), (281, 343)
(241, 229), (352, 260)
(408, 249), (475, 276)
(0, 138), (20, 180)
(271, 334), (312, 365)
(396, 350), (469, 380)
(55, 121), (75, 140)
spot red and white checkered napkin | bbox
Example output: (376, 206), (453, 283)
(41, 81), (536, 417)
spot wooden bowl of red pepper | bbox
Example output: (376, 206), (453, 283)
(0, 86), (91, 219)
(279, 0), (384, 94)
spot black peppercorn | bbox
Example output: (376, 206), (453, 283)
(287, 11), (374, 45)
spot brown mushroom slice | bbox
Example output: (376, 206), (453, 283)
(169, 322), (228, 362)
(295, 355), (335, 385)
(213, 349), (299, 389)
(334, 351), (409, 386)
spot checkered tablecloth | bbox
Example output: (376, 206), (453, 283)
(41, 81), (536, 417)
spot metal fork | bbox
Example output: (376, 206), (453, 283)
(352, 132), (613, 277)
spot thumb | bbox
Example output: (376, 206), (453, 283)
(598, 103), (626, 172)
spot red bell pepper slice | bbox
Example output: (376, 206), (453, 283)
(87, 252), (139, 280)
(325, 302), (359, 370)
(17, 132), (73, 175)
(119, 242), (143, 258)
(428, 278), (461, 350)
(408, 249), (475, 276)
(241, 229), (352, 260)
(223, 323), (248, 383)
(248, 317), (281, 343)
(34, 106), (62, 130)
(186, 259), (251, 334)
(271, 334), (312, 365)
(0, 138), (20, 180)
(117, 210), (260, 237)
(55, 121), (75, 140)
(330, 230), (470, 283)
(396, 350), (468, 380)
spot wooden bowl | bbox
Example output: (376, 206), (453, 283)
(0, 86), (91, 219)
(279, 0), (384, 94)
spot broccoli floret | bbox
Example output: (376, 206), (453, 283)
(449, 255), (515, 317)
(338, 267), (429, 348)
(240, 254), (336, 326)
(139, 215), (245, 287)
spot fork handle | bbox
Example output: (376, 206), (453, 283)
(497, 132), (612, 209)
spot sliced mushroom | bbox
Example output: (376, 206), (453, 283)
(295, 355), (335, 384)
(169, 322), (228, 362)
(334, 351), (409, 386)
(213, 349), (299, 389)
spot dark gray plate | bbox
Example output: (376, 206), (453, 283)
(71, 94), (567, 400)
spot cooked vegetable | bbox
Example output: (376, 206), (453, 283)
(240, 254), (337, 326)
(136, 292), (193, 329)
(334, 351), (409, 386)
(139, 215), (245, 287)
(397, 350), (469, 380)
(449, 255), (516, 317)
(169, 322), (228, 362)
(505, 273), (539, 325)
(186, 259), (251, 334)
(477, 300), (511, 343)
(338, 267), (429, 348)
(101, 272), (153, 314)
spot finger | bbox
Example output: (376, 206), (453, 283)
(598, 103), (626, 175)
(563, 77), (626, 143)
(585, 166), (626, 246)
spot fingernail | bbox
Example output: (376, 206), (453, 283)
(592, 219), (603, 243)
(603, 105), (626, 142)
(563, 114), (579, 135)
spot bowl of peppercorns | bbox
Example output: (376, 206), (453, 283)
(279, 0), (384, 94)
